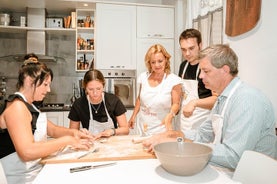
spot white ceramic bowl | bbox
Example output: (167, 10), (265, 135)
(154, 141), (213, 176)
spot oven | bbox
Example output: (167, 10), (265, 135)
(100, 69), (136, 108)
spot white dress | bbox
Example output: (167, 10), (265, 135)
(137, 72), (182, 135)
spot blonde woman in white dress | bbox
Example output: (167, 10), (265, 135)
(128, 44), (182, 135)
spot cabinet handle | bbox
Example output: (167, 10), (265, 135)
(147, 34), (163, 38)
(153, 34), (163, 37)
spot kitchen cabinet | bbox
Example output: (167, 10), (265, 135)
(137, 6), (174, 39)
(136, 5), (175, 79)
(75, 9), (95, 72)
(63, 111), (70, 128)
(46, 111), (64, 127)
(95, 3), (136, 69)
(46, 111), (70, 127)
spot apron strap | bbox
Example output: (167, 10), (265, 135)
(87, 93), (115, 131)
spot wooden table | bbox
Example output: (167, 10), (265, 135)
(41, 135), (156, 164)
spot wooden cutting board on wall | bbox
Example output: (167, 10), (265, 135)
(225, 0), (262, 36)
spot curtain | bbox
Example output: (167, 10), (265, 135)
(186, 0), (223, 48)
(193, 7), (223, 48)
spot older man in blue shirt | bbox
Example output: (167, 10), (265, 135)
(143, 44), (277, 170)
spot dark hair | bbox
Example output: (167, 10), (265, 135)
(83, 69), (105, 88)
(17, 60), (53, 90)
(24, 53), (38, 60)
(179, 28), (202, 45)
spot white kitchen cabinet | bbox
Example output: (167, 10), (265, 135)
(63, 111), (70, 128)
(137, 6), (174, 39)
(95, 3), (136, 69)
(75, 9), (95, 72)
(46, 111), (70, 127)
(136, 5), (175, 79)
(46, 111), (64, 127)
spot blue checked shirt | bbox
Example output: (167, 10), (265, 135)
(194, 77), (277, 169)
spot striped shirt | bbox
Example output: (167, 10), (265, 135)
(195, 77), (277, 169)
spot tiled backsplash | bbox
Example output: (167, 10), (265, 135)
(0, 31), (84, 105)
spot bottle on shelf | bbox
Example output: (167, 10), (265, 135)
(89, 58), (94, 70)
(70, 83), (77, 106)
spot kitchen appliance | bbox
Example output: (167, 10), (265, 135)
(101, 69), (136, 108)
(40, 103), (65, 110)
(46, 18), (63, 28)
(20, 8), (56, 62)
(0, 13), (10, 26)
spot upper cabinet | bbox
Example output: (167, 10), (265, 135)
(137, 6), (174, 39)
(75, 9), (95, 72)
(95, 3), (136, 69)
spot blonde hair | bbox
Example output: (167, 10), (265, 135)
(144, 44), (171, 74)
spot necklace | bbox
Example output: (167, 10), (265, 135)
(91, 102), (102, 113)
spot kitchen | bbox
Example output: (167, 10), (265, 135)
(0, 0), (277, 183)
(0, 0), (179, 129)
(1, 0), (277, 127)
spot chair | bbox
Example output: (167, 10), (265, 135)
(0, 161), (8, 184)
(232, 150), (277, 184)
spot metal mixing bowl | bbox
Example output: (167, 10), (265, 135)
(154, 141), (213, 176)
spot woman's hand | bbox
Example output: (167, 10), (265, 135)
(128, 116), (136, 129)
(92, 129), (115, 140)
(69, 129), (95, 150)
(74, 129), (94, 140)
(68, 135), (93, 150)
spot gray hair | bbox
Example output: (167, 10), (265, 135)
(198, 44), (238, 76)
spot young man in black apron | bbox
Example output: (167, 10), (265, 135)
(178, 29), (217, 140)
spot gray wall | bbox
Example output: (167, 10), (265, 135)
(0, 31), (84, 105)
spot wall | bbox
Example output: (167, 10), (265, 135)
(0, 31), (84, 105)
(182, 0), (277, 126)
(223, 1), (277, 127)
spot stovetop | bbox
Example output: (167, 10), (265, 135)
(40, 103), (70, 111)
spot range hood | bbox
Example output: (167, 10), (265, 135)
(25, 8), (57, 62)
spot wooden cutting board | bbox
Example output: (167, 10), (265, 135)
(225, 0), (262, 36)
(41, 135), (156, 164)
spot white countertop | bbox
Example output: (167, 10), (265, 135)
(33, 159), (239, 184)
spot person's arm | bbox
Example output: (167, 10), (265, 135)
(69, 120), (81, 130)
(128, 84), (141, 129)
(163, 83), (182, 130)
(4, 100), (92, 162)
(208, 91), (274, 169)
(114, 113), (129, 135)
(183, 91), (217, 118)
(142, 130), (186, 152)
